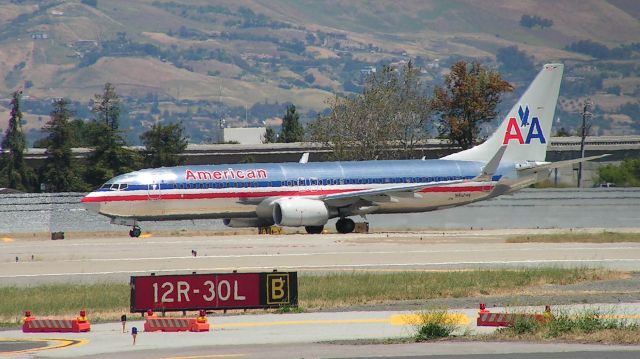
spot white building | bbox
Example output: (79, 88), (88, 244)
(222, 127), (267, 145)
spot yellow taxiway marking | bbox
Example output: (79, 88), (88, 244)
(0, 338), (88, 356)
(0, 237), (14, 243)
(140, 233), (153, 238)
(390, 313), (471, 326)
(161, 355), (246, 359)
(213, 313), (471, 329)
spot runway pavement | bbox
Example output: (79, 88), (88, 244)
(2, 229), (640, 285)
(2, 230), (640, 358)
(2, 303), (640, 358)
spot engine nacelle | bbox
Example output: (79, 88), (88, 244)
(223, 218), (267, 228)
(273, 198), (329, 227)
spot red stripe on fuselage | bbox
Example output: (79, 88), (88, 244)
(81, 186), (492, 203)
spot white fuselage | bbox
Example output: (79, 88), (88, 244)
(82, 159), (520, 225)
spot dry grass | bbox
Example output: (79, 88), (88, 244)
(480, 328), (640, 345)
(482, 309), (640, 344)
(507, 231), (640, 243)
(298, 268), (622, 309)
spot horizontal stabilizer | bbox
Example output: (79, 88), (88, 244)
(517, 154), (610, 175)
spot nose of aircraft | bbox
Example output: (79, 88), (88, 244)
(81, 192), (101, 214)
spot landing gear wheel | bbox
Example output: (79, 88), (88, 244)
(129, 225), (142, 238)
(305, 225), (324, 234)
(336, 218), (355, 234)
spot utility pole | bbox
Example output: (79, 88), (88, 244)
(577, 100), (592, 188)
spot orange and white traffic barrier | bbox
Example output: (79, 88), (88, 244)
(22, 310), (91, 333)
(476, 303), (554, 327)
(144, 309), (210, 332)
(190, 310), (210, 332)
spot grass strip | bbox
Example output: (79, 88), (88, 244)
(507, 231), (640, 243)
(300, 268), (622, 308)
(484, 309), (640, 344)
(0, 268), (623, 327)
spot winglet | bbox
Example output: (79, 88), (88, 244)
(474, 145), (506, 182)
(299, 152), (309, 164)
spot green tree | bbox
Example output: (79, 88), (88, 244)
(0, 91), (36, 191)
(432, 61), (513, 150)
(496, 46), (535, 75)
(33, 118), (102, 149)
(597, 158), (640, 187)
(92, 83), (120, 130)
(278, 104), (304, 143)
(310, 60), (431, 160)
(84, 84), (141, 188)
(263, 127), (277, 143)
(40, 99), (88, 192)
(140, 122), (188, 168)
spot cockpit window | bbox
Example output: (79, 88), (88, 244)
(104, 183), (128, 191)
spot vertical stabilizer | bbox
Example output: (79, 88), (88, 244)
(443, 63), (564, 163)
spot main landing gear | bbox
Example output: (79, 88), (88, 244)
(129, 225), (142, 238)
(336, 218), (355, 234)
(305, 225), (324, 234)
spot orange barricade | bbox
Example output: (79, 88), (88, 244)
(190, 310), (210, 332)
(476, 304), (553, 327)
(22, 310), (91, 333)
(143, 310), (210, 332)
(144, 317), (192, 332)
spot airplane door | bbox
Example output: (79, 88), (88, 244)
(482, 177), (494, 192)
(147, 179), (162, 200)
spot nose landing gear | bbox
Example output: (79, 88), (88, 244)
(129, 225), (142, 238)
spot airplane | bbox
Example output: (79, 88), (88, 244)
(82, 63), (606, 236)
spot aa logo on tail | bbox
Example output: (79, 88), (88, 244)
(502, 105), (546, 145)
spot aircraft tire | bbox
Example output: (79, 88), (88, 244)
(336, 218), (355, 234)
(305, 225), (324, 234)
(130, 227), (141, 238)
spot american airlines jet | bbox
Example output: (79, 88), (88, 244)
(83, 64), (604, 236)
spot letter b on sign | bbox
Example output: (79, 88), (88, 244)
(266, 273), (290, 304)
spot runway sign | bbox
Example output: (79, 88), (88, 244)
(130, 272), (298, 312)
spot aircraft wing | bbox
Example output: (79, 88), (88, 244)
(320, 179), (465, 204)
(321, 145), (507, 205)
(517, 154), (610, 175)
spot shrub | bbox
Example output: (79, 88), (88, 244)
(413, 309), (457, 341)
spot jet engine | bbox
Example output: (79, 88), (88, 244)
(272, 198), (329, 227)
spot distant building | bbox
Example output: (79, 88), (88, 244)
(221, 127), (267, 145)
(72, 40), (98, 49)
(360, 66), (376, 76)
(31, 33), (49, 40)
(360, 66), (377, 83)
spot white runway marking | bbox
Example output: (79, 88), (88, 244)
(1, 258), (639, 278)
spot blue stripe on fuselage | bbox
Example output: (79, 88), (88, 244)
(99, 159), (509, 191)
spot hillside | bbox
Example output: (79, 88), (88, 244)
(0, 0), (639, 143)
